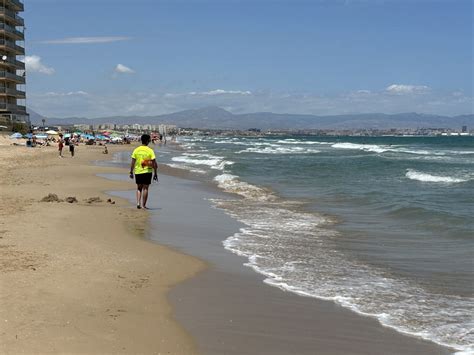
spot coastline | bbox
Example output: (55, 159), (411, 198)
(0, 140), (457, 354)
(103, 145), (454, 355)
(0, 143), (205, 353)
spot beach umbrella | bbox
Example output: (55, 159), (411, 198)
(35, 134), (47, 139)
(64, 133), (71, 138)
(0, 125), (8, 129)
(9, 132), (22, 139)
(24, 133), (33, 138)
(46, 130), (58, 135)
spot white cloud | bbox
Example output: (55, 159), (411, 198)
(27, 87), (473, 118)
(115, 64), (135, 74)
(190, 89), (252, 96)
(44, 91), (88, 97)
(40, 36), (132, 44)
(385, 84), (430, 94)
(25, 55), (55, 75)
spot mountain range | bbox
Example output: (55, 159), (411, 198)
(28, 107), (473, 130)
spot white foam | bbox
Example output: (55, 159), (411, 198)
(331, 142), (389, 153)
(166, 163), (207, 174)
(216, 196), (473, 352)
(214, 174), (275, 201)
(277, 139), (333, 145)
(171, 154), (234, 171)
(331, 142), (474, 158)
(237, 146), (321, 155)
(406, 169), (469, 183)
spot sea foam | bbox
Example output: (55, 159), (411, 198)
(214, 173), (275, 201)
(331, 142), (389, 153)
(406, 169), (468, 183)
(171, 153), (234, 171)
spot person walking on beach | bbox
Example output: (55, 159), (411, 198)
(129, 134), (158, 209)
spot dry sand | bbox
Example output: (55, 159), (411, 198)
(0, 140), (205, 354)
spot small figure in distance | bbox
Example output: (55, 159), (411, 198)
(103, 144), (108, 154)
(58, 134), (64, 158)
(69, 137), (75, 157)
(129, 134), (158, 209)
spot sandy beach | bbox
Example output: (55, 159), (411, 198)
(0, 138), (204, 354)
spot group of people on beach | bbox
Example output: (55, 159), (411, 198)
(57, 134), (76, 158)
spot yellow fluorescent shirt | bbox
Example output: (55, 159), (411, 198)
(131, 146), (156, 174)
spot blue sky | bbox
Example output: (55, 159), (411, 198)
(23, 0), (472, 118)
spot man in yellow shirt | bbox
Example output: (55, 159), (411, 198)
(129, 134), (158, 209)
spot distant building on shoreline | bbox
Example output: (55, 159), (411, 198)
(0, 0), (28, 130)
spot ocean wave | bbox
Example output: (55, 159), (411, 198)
(218, 199), (473, 353)
(236, 146), (321, 155)
(331, 142), (474, 158)
(277, 139), (333, 145)
(171, 154), (234, 171)
(214, 140), (248, 145)
(214, 174), (276, 201)
(406, 169), (469, 183)
(331, 142), (391, 153)
(166, 163), (207, 174)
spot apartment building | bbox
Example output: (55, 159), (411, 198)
(0, 0), (28, 128)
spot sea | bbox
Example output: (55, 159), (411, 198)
(156, 135), (473, 353)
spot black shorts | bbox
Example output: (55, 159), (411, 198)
(135, 172), (152, 185)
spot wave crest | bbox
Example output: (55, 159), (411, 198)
(406, 169), (468, 183)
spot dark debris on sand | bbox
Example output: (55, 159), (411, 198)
(40, 194), (63, 203)
(85, 197), (102, 204)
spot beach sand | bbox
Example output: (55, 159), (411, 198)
(0, 142), (204, 354)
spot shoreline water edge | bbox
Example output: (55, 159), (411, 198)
(105, 137), (465, 354)
(156, 136), (471, 354)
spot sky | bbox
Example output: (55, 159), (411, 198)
(21, 0), (473, 118)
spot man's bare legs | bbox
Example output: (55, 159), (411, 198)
(142, 185), (149, 209)
(136, 184), (143, 209)
(136, 184), (150, 209)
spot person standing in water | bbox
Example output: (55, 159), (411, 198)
(129, 134), (158, 209)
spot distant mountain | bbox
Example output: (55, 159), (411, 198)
(37, 106), (474, 130)
(27, 108), (47, 125)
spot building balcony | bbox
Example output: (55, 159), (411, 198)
(0, 56), (25, 70)
(7, 0), (24, 12)
(0, 70), (25, 84)
(0, 7), (24, 26)
(0, 86), (25, 98)
(0, 102), (26, 113)
(0, 23), (24, 40)
(0, 39), (25, 55)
